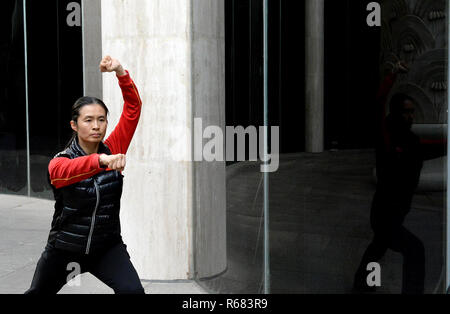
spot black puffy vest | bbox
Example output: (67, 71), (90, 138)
(47, 138), (123, 255)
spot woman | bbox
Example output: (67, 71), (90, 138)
(25, 56), (145, 294)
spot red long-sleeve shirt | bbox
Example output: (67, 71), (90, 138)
(49, 71), (142, 189)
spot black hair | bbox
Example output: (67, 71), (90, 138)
(389, 93), (414, 116)
(64, 96), (109, 149)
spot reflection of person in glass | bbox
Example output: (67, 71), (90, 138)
(353, 61), (446, 294)
(25, 56), (145, 294)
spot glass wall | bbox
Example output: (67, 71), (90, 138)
(0, 0), (83, 199)
(0, 0), (27, 195)
(199, 0), (448, 294)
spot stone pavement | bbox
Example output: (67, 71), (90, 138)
(0, 194), (206, 294)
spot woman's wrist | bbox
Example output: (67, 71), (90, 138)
(115, 66), (127, 77)
(98, 154), (108, 167)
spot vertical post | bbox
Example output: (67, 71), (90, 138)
(81, 0), (102, 98)
(56, 0), (62, 148)
(81, 0), (86, 95)
(305, 0), (324, 153)
(446, 0), (450, 294)
(278, 0), (283, 152)
(263, 0), (270, 295)
(249, 1), (252, 120)
(22, 0), (30, 197)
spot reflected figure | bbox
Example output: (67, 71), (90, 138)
(353, 61), (446, 294)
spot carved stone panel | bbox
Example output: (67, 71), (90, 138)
(381, 0), (447, 123)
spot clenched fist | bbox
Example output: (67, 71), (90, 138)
(99, 56), (126, 76)
(99, 153), (126, 172)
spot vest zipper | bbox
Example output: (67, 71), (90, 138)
(85, 179), (100, 255)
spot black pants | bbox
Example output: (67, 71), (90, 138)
(25, 242), (145, 294)
(355, 196), (425, 294)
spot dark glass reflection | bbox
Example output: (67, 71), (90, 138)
(199, 0), (447, 294)
(354, 66), (447, 293)
(26, 0), (83, 199)
(0, 0), (27, 195)
(0, 0), (83, 199)
(198, 0), (267, 294)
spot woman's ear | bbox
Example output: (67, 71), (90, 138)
(70, 120), (78, 132)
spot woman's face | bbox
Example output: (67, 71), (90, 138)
(70, 103), (108, 144)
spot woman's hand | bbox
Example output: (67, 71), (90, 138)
(99, 56), (126, 76)
(99, 154), (126, 172)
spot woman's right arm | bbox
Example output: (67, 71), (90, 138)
(49, 153), (126, 189)
(376, 72), (397, 153)
(377, 61), (409, 153)
(49, 154), (105, 189)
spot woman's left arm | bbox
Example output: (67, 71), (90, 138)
(100, 56), (142, 155)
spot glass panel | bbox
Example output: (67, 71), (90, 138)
(26, 0), (83, 199)
(197, 0), (266, 293)
(267, 0), (446, 294)
(0, 0), (27, 196)
(446, 0), (450, 295)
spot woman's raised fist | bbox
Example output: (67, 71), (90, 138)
(99, 56), (126, 76)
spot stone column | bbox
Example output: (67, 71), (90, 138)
(191, 0), (227, 280)
(100, 0), (226, 280)
(305, 0), (324, 153)
(82, 0), (102, 98)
